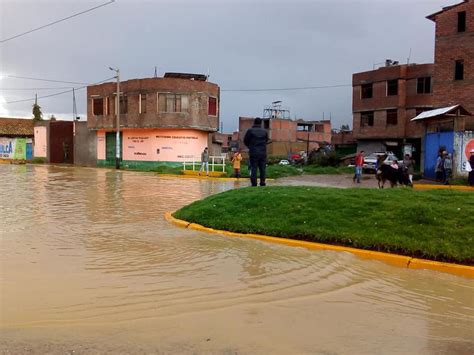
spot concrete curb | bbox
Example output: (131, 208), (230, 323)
(158, 173), (274, 182)
(164, 212), (474, 279)
(413, 183), (474, 192)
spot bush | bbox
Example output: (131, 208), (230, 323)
(310, 151), (341, 167)
(31, 157), (46, 164)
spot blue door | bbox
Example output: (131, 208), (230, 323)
(26, 143), (33, 160)
(423, 131), (454, 179)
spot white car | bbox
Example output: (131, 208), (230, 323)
(363, 152), (399, 172)
(279, 159), (290, 165)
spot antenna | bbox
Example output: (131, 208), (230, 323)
(154, 66), (158, 78)
(407, 48), (412, 65)
(206, 67), (210, 80)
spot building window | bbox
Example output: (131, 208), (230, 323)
(458, 11), (466, 32)
(139, 93), (147, 114)
(386, 109), (398, 125)
(105, 97), (110, 116)
(361, 83), (373, 99)
(455, 60), (464, 80)
(417, 77), (431, 94)
(360, 111), (374, 127)
(208, 97), (217, 116)
(386, 80), (398, 96)
(158, 93), (188, 113)
(119, 95), (128, 114)
(92, 97), (103, 116)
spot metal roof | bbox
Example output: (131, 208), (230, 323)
(411, 105), (470, 121)
(163, 72), (208, 81)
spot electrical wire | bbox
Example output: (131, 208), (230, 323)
(4, 75), (88, 85)
(0, 87), (74, 91)
(221, 84), (352, 92)
(6, 76), (116, 104)
(0, 0), (115, 44)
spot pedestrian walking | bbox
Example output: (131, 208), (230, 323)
(443, 151), (452, 185)
(353, 150), (365, 183)
(243, 117), (269, 187)
(435, 152), (444, 182)
(468, 149), (474, 186)
(231, 150), (242, 178)
(198, 147), (209, 176)
(403, 154), (415, 184)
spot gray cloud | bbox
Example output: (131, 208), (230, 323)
(0, 0), (449, 131)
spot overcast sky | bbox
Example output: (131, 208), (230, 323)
(0, 0), (450, 132)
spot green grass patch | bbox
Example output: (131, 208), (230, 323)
(174, 186), (474, 265)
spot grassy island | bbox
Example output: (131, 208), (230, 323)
(173, 186), (474, 265)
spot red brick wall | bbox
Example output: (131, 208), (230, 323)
(87, 77), (219, 131)
(352, 64), (434, 140)
(431, 0), (474, 113)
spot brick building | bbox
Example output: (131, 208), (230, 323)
(428, 0), (474, 116)
(87, 73), (220, 168)
(352, 62), (434, 160)
(237, 116), (331, 156)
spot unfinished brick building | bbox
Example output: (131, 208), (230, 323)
(87, 73), (220, 168)
(352, 62), (434, 161)
(237, 117), (331, 157)
(427, 0), (474, 121)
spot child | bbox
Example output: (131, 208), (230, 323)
(231, 150), (242, 178)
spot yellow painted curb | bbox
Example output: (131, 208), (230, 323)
(413, 183), (474, 192)
(165, 212), (474, 279)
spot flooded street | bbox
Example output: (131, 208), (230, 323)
(1, 165), (473, 354)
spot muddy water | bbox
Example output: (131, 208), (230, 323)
(1, 165), (473, 354)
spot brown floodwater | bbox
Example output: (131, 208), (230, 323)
(1, 165), (473, 354)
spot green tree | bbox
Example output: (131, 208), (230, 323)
(340, 124), (350, 131)
(32, 102), (43, 121)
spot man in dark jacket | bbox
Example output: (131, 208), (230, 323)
(244, 117), (269, 186)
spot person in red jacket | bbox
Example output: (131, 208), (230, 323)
(353, 150), (365, 183)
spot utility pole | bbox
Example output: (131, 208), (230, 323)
(109, 67), (120, 169)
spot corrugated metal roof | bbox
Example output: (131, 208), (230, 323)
(0, 117), (35, 136)
(411, 105), (460, 121)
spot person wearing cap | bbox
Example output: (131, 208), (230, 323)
(468, 149), (474, 186)
(243, 117), (269, 186)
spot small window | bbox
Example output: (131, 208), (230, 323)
(458, 11), (466, 32)
(105, 97), (110, 116)
(387, 80), (398, 96)
(455, 60), (464, 80)
(361, 83), (373, 99)
(92, 97), (103, 116)
(139, 93), (147, 114)
(417, 77), (431, 94)
(119, 95), (127, 114)
(386, 109), (398, 125)
(158, 93), (185, 113)
(208, 97), (217, 116)
(360, 111), (374, 127)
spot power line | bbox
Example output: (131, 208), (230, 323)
(6, 76), (116, 104)
(221, 84), (352, 92)
(4, 75), (88, 85)
(0, 0), (116, 44)
(0, 87), (74, 91)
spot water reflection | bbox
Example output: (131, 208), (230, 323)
(0, 165), (473, 354)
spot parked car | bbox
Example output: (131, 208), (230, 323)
(363, 152), (399, 172)
(279, 159), (290, 165)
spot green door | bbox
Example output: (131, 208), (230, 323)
(106, 132), (122, 165)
